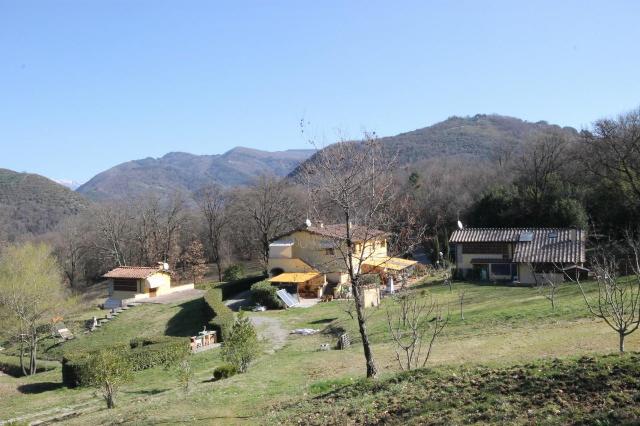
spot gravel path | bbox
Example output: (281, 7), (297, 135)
(224, 289), (253, 311)
(249, 315), (288, 353)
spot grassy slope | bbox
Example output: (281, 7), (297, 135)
(272, 354), (640, 425)
(1, 279), (639, 424)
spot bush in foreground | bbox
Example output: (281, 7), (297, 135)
(250, 280), (284, 309)
(212, 363), (238, 381)
(79, 348), (133, 409)
(221, 312), (259, 373)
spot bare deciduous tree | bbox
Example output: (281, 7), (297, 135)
(197, 184), (229, 281)
(386, 293), (447, 371)
(581, 108), (640, 204)
(245, 176), (302, 275)
(516, 132), (568, 214)
(566, 241), (640, 353)
(301, 136), (396, 378)
(458, 288), (466, 320)
(181, 240), (207, 284)
(530, 263), (560, 311)
(92, 203), (133, 266)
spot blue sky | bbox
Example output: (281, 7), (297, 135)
(1, 1), (639, 183)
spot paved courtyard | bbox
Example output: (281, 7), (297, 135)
(135, 288), (205, 305)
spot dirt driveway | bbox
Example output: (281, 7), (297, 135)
(250, 315), (288, 353)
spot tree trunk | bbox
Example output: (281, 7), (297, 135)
(106, 382), (115, 408)
(261, 235), (269, 276)
(29, 337), (37, 375)
(216, 259), (223, 282)
(351, 284), (378, 378)
(619, 332), (625, 354)
(19, 337), (27, 376)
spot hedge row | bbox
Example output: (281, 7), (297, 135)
(202, 287), (235, 341)
(128, 336), (189, 371)
(62, 336), (189, 388)
(215, 274), (267, 300)
(250, 280), (284, 309)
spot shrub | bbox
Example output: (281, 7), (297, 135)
(79, 348), (133, 409)
(127, 336), (189, 371)
(222, 264), (245, 282)
(221, 311), (260, 373)
(216, 274), (267, 300)
(413, 263), (428, 277)
(175, 358), (194, 394)
(62, 336), (189, 388)
(62, 344), (128, 388)
(212, 363), (238, 381)
(359, 274), (381, 286)
(250, 280), (284, 309)
(203, 287), (235, 340)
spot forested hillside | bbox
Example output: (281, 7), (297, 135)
(0, 169), (89, 241)
(290, 114), (578, 178)
(77, 147), (314, 201)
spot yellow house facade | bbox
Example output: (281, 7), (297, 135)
(268, 222), (414, 302)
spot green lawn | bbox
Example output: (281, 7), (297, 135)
(1, 279), (639, 425)
(271, 353), (640, 425)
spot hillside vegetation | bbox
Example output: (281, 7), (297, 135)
(290, 114), (578, 178)
(76, 147), (314, 201)
(0, 168), (89, 241)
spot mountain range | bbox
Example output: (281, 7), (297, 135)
(0, 114), (579, 239)
(76, 147), (315, 201)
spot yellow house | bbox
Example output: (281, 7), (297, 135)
(268, 222), (416, 302)
(103, 265), (172, 307)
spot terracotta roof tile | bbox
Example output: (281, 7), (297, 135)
(303, 224), (387, 241)
(103, 266), (165, 279)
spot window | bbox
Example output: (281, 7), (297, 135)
(113, 279), (138, 292)
(325, 248), (335, 256)
(380, 240), (386, 248)
(548, 231), (558, 243)
(491, 263), (513, 276)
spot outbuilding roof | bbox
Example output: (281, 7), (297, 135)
(362, 256), (417, 271)
(268, 272), (321, 284)
(450, 228), (586, 263)
(103, 266), (166, 279)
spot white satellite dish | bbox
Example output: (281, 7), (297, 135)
(305, 218), (312, 228)
(457, 220), (464, 230)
